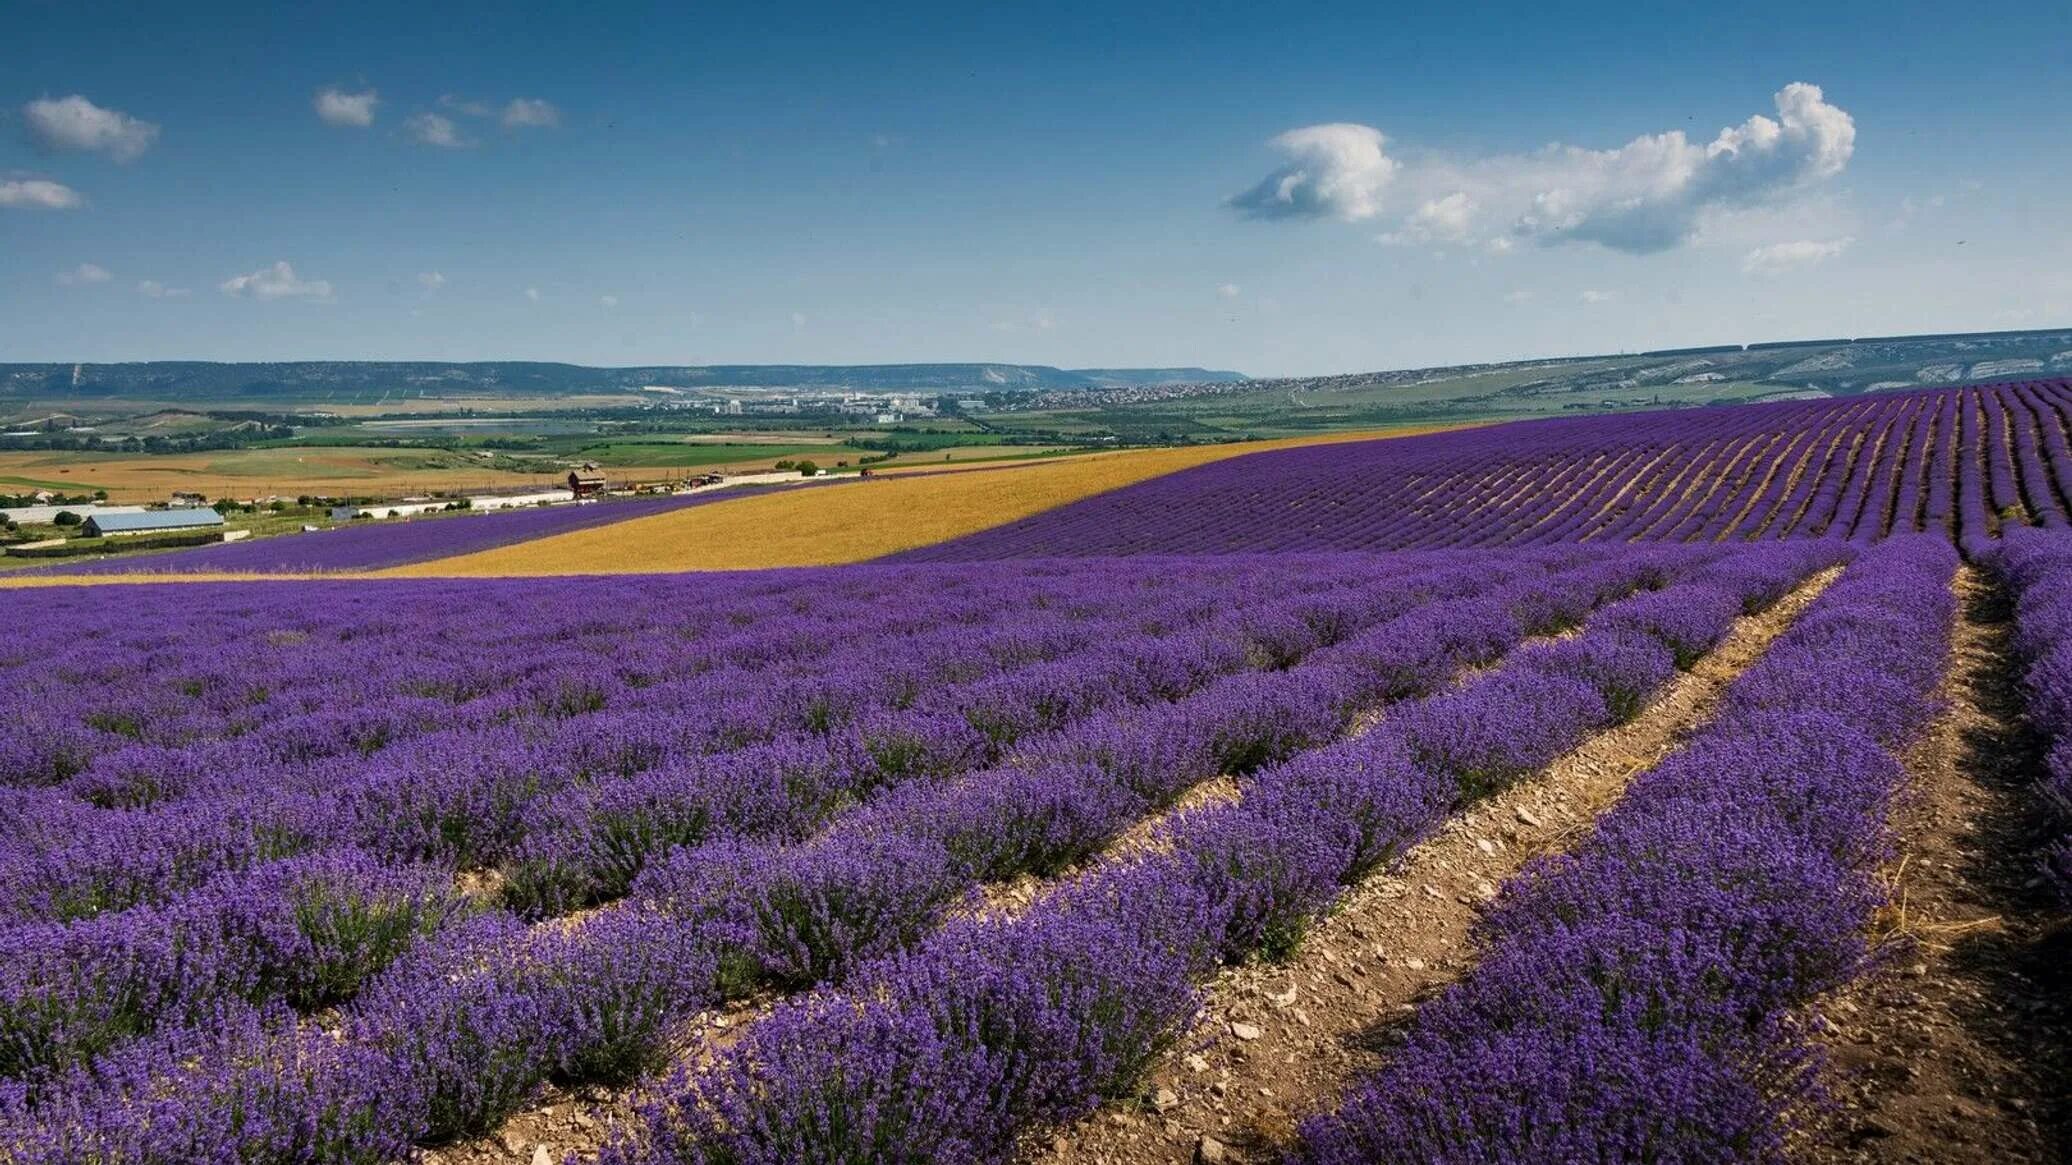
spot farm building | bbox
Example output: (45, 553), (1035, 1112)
(568, 469), (608, 497)
(83, 509), (226, 537)
(0, 503), (148, 526)
(471, 489), (574, 511)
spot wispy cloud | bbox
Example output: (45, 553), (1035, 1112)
(219, 260), (334, 301)
(437, 94), (492, 118)
(501, 98), (561, 129)
(1579, 289), (1616, 304)
(417, 271), (446, 291)
(23, 95), (158, 161)
(1232, 83), (1855, 255)
(314, 87), (379, 127)
(136, 280), (192, 298)
(1217, 282), (1242, 299)
(1742, 237), (1851, 275)
(0, 178), (82, 209)
(405, 112), (468, 148)
(598, 294), (619, 308)
(55, 262), (111, 286)
(525, 287), (541, 303)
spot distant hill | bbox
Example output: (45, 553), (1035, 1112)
(0, 361), (1249, 403)
(978, 326), (2072, 440)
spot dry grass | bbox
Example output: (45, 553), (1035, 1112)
(381, 426), (1465, 577)
(0, 448), (568, 503)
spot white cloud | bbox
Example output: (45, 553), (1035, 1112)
(599, 294), (619, 308)
(0, 178), (82, 209)
(791, 311), (808, 329)
(1228, 123), (1396, 221)
(56, 263), (111, 286)
(1381, 192), (1477, 245)
(1217, 282), (1242, 299)
(417, 271), (446, 291)
(501, 98), (561, 129)
(1502, 289), (1534, 304)
(314, 87), (379, 127)
(405, 112), (468, 148)
(219, 261), (334, 301)
(23, 96), (158, 161)
(1741, 237), (1851, 275)
(136, 280), (192, 298)
(1579, 289), (1615, 304)
(1233, 83), (1855, 255)
(525, 287), (541, 303)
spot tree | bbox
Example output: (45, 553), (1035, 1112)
(52, 510), (82, 527)
(795, 460), (819, 477)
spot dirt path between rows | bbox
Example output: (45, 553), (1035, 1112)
(1805, 566), (2070, 1164)
(1022, 565), (1844, 1165)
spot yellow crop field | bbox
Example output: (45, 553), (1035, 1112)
(384, 425), (1465, 577)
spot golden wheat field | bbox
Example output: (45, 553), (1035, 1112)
(381, 426), (1464, 576)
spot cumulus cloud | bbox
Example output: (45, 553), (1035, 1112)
(502, 98), (561, 129)
(136, 280), (191, 298)
(1232, 83), (1855, 255)
(417, 271), (446, 291)
(1742, 237), (1851, 274)
(23, 96), (158, 161)
(1228, 123), (1395, 221)
(219, 261), (334, 301)
(56, 262), (111, 286)
(314, 87), (379, 127)
(0, 178), (82, 209)
(405, 112), (468, 148)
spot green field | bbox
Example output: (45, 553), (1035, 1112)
(557, 440), (841, 468)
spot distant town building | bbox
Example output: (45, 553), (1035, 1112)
(168, 491), (208, 508)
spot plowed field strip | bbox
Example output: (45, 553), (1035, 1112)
(1805, 567), (2070, 1164)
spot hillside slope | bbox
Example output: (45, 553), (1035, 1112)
(900, 380), (2072, 559)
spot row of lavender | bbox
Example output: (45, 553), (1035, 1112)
(899, 381), (2072, 560)
(4, 554), (1407, 909)
(30, 488), (747, 576)
(0, 548), (1658, 1159)
(576, 541), (1850, 1163)
(1, 553), (1484, 1066)
(1296, 535), (1959, 1160)
(1986, 527), (2072, 900)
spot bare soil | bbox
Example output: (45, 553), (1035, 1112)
(1021, 566), (1843, 1164)
(1806, 566), (2071, 1164)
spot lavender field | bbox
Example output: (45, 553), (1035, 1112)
(3, 382), (2068, 1164)
(899, 379), (2072, 560)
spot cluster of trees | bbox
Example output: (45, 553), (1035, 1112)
(0, 489), (106, 508)
(1, 427), (295, 454)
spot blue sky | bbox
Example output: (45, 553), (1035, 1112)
(4, 0), (2069, 375)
